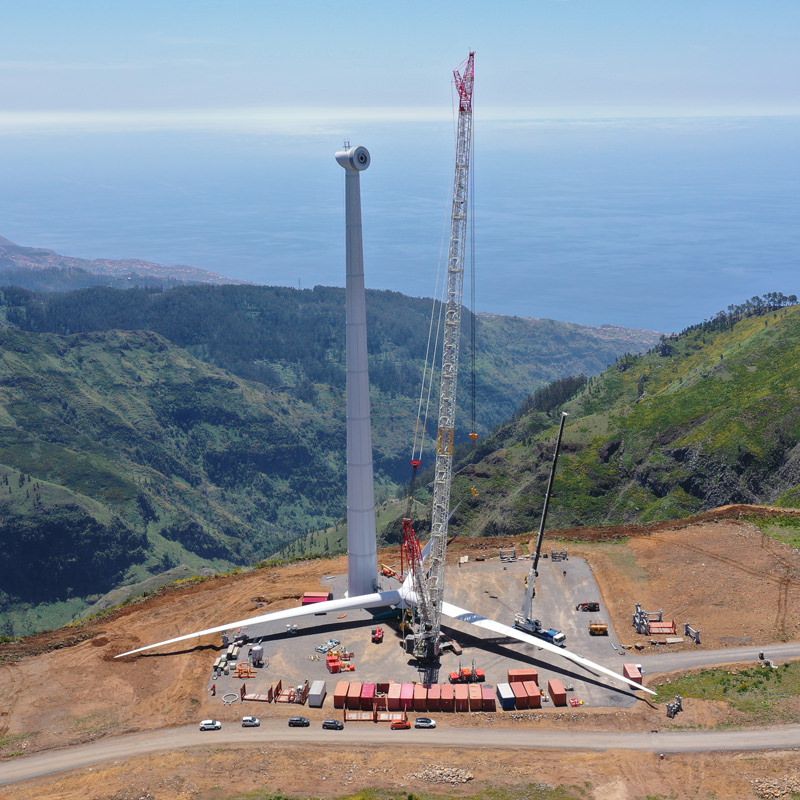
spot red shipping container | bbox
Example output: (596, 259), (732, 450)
(623, 664), (643, 684)
(413, 684), (428, 712)
(440, 683), (455, 712)
(523, 680), (541, 709)
(427, 684), (441, 711)
(301, 591), (333, 605)
(481, 685), (496, 711)
(511, 681), (529, 709)
(400, 683), (415, 711)
(333, 680), (349, 709)
(454, 684), (469, 712)
(468, 684), (482, 712)
(360, 682), (376, 711)
(387, 683), (402, 711)
(507, 668), (538, 685)
(548, 679), (567, 707)
(346, 681), (363, 710)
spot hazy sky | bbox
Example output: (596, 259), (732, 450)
(2, 0), (799, 131)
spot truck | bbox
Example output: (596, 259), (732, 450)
(576, 602), (600, 612)
(514, 614), (566, 647)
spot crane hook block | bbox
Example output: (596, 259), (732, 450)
(410, 458), (422, 469)
(469, 432), (479, 441)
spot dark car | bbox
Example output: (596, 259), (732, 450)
(322, 719), (344, 730)
(288, 716), (310, 727)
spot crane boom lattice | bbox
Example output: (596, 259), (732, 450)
(412, 51), (475, 665)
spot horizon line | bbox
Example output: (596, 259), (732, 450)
(0, 105), (799, 135)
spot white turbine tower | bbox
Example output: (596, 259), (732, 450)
(114, 68), (652, 699)
(336, 143), (379, 597)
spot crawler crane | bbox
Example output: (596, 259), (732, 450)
(402, 51), (475, 668)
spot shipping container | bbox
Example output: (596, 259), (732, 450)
(346, 681), (363, 710)
(548, 679), (567, 707)
(427, 683), (441, 711)
(468, 684), (482, 712)
(523, 680), (541, 709)
(333, 680), (349, 709)
(440, 683), (455, 712)
(511, 681), (529, 709)
(308, 680), (327, 708)
(400, 683), (415, 711)
(413, 684), (428, 712)
(376, 682), (390, 694)
(387, 683), (402, 711)
(496, 682), (516, 711)
(481, 685), (496, 712)
(454, 683), (469, 712)
(623, 664), (643, 685)
(360, 682), (376, 710)
(301, 591), (334, 605)
(507, 668), (538, 684)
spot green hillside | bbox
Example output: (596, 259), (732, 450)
(451, 297), (800, 536)
(0, 284), (656, 635)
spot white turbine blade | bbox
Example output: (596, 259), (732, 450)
(115, 590), (402, 659)
(440, 600), (655, 696)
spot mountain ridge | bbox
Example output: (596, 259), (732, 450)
(0, 234), (242, 288)
(449, 297), (800, 536)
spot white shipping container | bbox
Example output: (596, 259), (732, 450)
(308, 679), (327, 708)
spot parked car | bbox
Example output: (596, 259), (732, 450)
(199, 719), (222, 731)
(414, 717), (436, 729)
(390, 719), (411, 730)
(322, 719), (344, 730)
(288, 716), (310, 727)
(241, 716), (261, 727)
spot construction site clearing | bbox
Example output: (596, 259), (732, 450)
(202, 551), (641, 720)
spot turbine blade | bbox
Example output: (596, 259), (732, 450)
(115, 590), (402, 659)
(440, 600), (655, 696)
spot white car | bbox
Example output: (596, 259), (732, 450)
(199, 719), (222, 731)
(241, 716), (261, 727)
(414, 717), (436, 729)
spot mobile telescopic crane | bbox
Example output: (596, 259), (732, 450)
(514, 411), (568, 645)
(403, 51), (475, 668)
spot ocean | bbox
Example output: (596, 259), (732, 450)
(0, 115), (798, 332)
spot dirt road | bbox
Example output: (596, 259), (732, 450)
(2, 720), (799, 787)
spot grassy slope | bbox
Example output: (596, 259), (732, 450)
(452, 306), (800, 535)
(0, 325), (344, 633)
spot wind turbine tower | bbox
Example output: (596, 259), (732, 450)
(335, 144), (379, 597)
